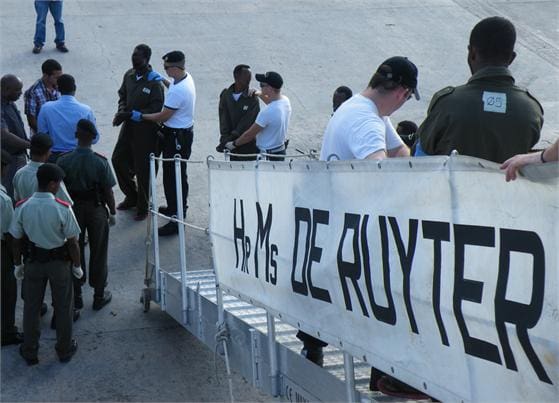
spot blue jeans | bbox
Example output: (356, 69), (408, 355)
(34, 0), (65, 46)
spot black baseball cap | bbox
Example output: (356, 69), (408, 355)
(162, 50), (185, 64)
(377, 56), (420, 100)
(255, 71), (283, 89)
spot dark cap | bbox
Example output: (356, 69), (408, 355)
(30, 133), (53, 155)
(376, 56), (420, 100)
(255, 71), (283, 89)
(37, 163), (65, 185)
(162, 51), (185, 64)
(76, 119), (98, 137)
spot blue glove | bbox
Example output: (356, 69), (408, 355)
(131, 110), (142, 122)
(147, 71), (163, 82)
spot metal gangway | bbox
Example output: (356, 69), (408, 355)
(141, 152), (424, 403)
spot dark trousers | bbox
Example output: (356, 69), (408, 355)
(21, 259), (73, 359)
(1, 239), (18, 341)
(73, 201), (109, 297)
(161, 126), (193, 216)
(296, 331), (328, 348)
(112, 122), (159, 214)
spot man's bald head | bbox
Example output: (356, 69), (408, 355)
(1, 74), (23, 102)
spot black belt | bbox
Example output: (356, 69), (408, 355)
(26, 243), (69, 263)
(161, 125), (193, 134)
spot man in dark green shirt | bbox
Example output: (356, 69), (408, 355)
(111, 44), (164, 220)
(417, 17), (543, 163)
(58, 119), (116, 312)
(217, 64), (260, 161)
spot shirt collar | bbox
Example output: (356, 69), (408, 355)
(76, 147), (93, 153)
(468, 66), (514, 83)
(60, 94), (76, 101)
(32, 192), (55, 199)
(28, 161), (43, 169)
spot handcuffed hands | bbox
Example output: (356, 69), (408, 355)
(72, 265), (84, 279)
(113, 112), (131, 126)
(14, 264), (25, 280)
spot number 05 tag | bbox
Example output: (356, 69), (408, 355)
(482, 91), (507, 114)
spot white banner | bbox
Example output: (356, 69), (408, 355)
(208, 156), (558, 402)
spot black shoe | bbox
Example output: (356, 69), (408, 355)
(116, 198), (136, 210)
(158, 206), (172, 216)
(74, 295), (84, 310)
(300, 346), (324, 367)
(1, 332), (24, 346)
(51, 310), (80, 329)
(32, 45), (42, 54)
(158, 221), (179, 236)
(19, 345), (38, 366)
(40, 303), (48, 317)
(56, 43), (69, 53)
(58, 340), (78, 363)
(133, 212), (148, 221)
(93, 291), (112, 311)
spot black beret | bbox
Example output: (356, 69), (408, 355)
(162, 50), (185, 63)
(76, 119), (98, 137)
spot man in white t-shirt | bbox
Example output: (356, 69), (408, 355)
(320, 56), (419, 161)
(136, 50), (195, 236)
(225, 71), (291, 161)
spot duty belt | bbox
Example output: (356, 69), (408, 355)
(160, 125), (193, 135)
(26, 243), (69, 263)
(262, 143), (286, 154)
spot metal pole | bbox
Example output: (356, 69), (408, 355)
(149, 154), (162, 307)
(343, 351), (357, 402)
(266, 312), (279, 397)
(175, 155), (188, 325)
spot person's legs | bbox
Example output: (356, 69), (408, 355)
(48, 0), (65, 45)
(0, 240), (20, 345)
(49, 260), (74, 358)
(33, 0), (49, 47)
(21, 262), (48, 361)
(132, 126), (157, 217)
(87, 205), (109, 294)
(112, 127), (138, 206)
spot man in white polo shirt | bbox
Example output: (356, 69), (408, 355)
(225, 71), (291, 161)
(134, 50), (195, 236)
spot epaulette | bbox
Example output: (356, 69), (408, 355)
(55, 198), (71, 208)
(428, 86), (455, 113)
(15, 197), (30, 207)
(94, 151), (107, 160)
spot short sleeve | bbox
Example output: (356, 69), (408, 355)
(9, 207), (24, 239)
(24, 92), (38, 117)
(164, 86), (181, 110)
(349, 117), (387, 159)
(62, 208), (81, 239)
(1, 196), (14, 235)
(255, 107), (270, 128)
(384, 117), (404, 150)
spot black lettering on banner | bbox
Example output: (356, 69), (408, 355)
(422, 220), (451, 346)
(389, 217), (419, 333)
(291, 207), (311, 295)
(307, 209), (332, 303)
(496, 229), (551, 384)
(337, 213), (369, 316)
(270, 244), (278, 285)
(254, 202), (278, 283)
(362, 215), (396, 324)
(453, 224), (501, 364)
(233, 199), (250, 273)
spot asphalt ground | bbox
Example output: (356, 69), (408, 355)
(1, 0), (558, 401)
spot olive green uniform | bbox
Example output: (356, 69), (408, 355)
(111, 68), (164, 215)
(417, 66), (543, 163)
(218, 84), (260, 161)
(57, 148), (116, 300)
(9, 192), (81, 360)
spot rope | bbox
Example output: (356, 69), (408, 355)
(149, 209), (208, 233)
(215, 321), (235, 402)
(224, 151), (316, 159)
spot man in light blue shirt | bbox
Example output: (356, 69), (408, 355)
(37, 74), (98, 162)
